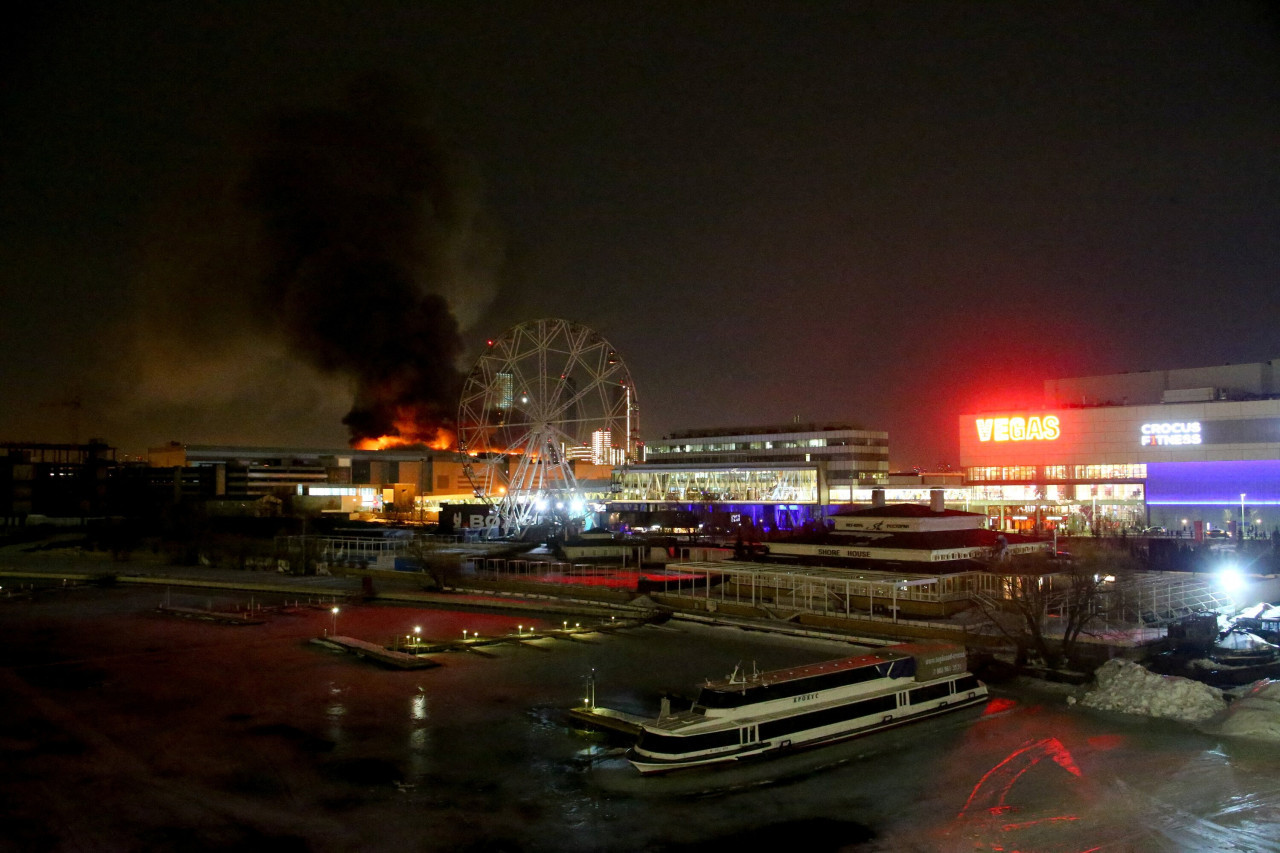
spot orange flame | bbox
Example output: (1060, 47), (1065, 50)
(354, 415), (456, 452)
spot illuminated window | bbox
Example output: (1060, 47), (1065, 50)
(1070, 464), (1146, 480)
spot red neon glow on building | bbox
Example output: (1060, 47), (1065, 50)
(975, 415), (1061, 442)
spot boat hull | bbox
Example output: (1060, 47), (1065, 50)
(627, 688), (987, 775)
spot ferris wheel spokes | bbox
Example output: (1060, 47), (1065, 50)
(456, 319), (639, 537)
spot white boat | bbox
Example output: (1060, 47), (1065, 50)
(627, 641), (987, 775)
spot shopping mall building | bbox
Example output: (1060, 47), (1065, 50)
(611, 422), (890, 532)
(959, 360), (1280, 536)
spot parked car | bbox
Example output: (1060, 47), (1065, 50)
(1143, 526), (1167, 536)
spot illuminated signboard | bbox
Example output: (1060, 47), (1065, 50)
(1140, 422), (1201, 446)
(975, 415), (1061, 442)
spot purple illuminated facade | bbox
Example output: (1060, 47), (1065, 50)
(1145, 460), (1280, 535)
(1147, 461), (1280, 507)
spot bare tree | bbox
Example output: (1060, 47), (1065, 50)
(403, 533), (461, 590)
(973, 544), (1134, 670)
(972, 560), (1063, 668)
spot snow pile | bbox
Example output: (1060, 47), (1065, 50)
(1212, 630), (1279, 657)
(1214, 680), (1280, 742)
(1071, 659), (1226, 723)
(1237, 602), (1279, 621)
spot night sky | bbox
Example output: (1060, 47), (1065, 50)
(2, 1), (1277, 467)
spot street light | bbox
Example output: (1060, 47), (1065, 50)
(413, 626), (421, 646)
(331, 606), (340, 636)
(1219, 565), (1245, 597)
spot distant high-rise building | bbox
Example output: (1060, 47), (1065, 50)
(591, 429), (612, 465)
(495, 373), (514, 410)
(564, 444), (595, 462)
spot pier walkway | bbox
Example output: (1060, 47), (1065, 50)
(156, 604), (266, 625)
(567, 705), (650, 736)
(311, 636), (441, 669)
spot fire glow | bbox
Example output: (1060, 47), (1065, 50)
(354, 411), (455, 451)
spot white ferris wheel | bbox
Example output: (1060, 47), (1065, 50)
(456, 318), (639, 536)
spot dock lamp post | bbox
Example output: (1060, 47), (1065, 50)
(413, 626), (421, 646)
(331, 606), (339, 636)
(1241, 494), (1247, 539)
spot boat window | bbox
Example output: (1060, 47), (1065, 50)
(758, 694), (896, 740)
(908, 682), (952, 704)
(953, 675), (979, 692)
(636, 727), (741, 755)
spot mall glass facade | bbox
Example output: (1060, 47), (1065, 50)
(609, 463), (824, 532)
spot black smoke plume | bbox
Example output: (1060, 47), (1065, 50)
(240, 79), (482, 444)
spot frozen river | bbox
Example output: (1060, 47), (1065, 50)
(3, 583), (1280, 851)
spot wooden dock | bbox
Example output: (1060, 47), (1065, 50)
(157, 605), (266, 625)
(409, 618), (647, 655)
(312, 615), (651, 670)
(311, 636), (441, 669)
(567, 705), (651, 737)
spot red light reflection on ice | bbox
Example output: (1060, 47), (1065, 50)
(1085, 733), (1124, 751)
(959, 737), (1082, 818)
(982, 697), (1018, 716)
(999, 814), (1081, 832)
(945, 736), (1102, 851)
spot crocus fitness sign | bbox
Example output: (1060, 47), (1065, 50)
(975, 415), (1061, 442)
(1140, 421), (1201, 446)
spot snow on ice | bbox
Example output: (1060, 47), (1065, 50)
(1211, 679), (1280, 742)
(1069, 659), (1227, 723)
(1069, 658), (1280, 744)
